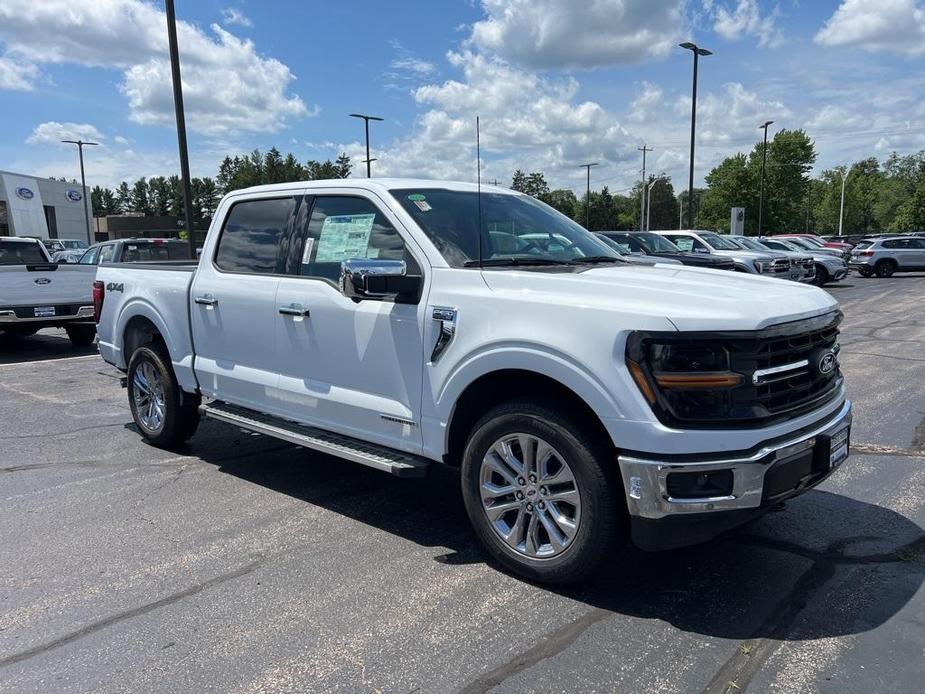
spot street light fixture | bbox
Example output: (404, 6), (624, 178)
(349, 113), (384, 178)
(679, 41), (712, 229)
(579, 162), (599, 230)
(758, 120), (774, 237)
(61, 139), (98, 245)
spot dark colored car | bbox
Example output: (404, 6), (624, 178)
(600, 231), (737, 271)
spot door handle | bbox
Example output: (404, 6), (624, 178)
(194, 295), (218, 306)
(279, 305), (310, 317)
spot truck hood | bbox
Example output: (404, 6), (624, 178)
(481, 264), (839, 332)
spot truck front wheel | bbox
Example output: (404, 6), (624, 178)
(460, 400), (623, 584)
(127, 345), (201, 447)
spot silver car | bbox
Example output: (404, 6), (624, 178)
(726, 236), (812, 283)
(849, 236), (925, 277)
(759, 237), (848, 286)
(652, 230), (791, 278)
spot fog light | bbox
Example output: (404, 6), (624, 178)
(666, 470), (734, 499)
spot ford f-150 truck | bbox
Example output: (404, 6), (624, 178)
(0, 236), (97, 345)
(94, 179), (852, 583)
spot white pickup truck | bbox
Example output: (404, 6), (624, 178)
(95, 179), (852, 583)
(0, 236), (97, 345)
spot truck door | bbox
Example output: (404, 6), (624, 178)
(273, 191), (428, 453)
(190, 194), (300, 411)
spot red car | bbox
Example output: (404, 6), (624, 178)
(774, 234), (853, 252)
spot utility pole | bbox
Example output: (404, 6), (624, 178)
(164, 0), (197, 258)
(838, 167), (851, 237)
(637, 145), (652, 231)
(758, 120), (774, 236)
(579, 163), (599, 230)
(646, 178), (664, 231)
(61, 139), (98, 245)
(679, 42), (712, 228)
(349, 113), (384, 178)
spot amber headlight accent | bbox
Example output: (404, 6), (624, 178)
(654, 372), (743, 389)
(627, 360), (656, 404)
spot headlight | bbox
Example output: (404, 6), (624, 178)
(754, 260), (765, 272)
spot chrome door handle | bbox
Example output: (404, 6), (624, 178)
(279, 305), (310, 317)
(194, 295), (218, 306)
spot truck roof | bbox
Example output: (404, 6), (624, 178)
(0, 236), (41, 243)
(227, 178), (518, 197)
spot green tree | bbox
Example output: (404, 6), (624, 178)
(511, 169), (528, 193)
(115, 182), (132, 213)
(699, 155), (754, 232)
(147, 176), (172, 216)
(334, 153), (352, 179)
(540, 189), (578, 218)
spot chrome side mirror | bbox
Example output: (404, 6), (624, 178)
(340, 258), (407, 299)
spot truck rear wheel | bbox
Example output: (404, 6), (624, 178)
(127, 345), (201, 447)
(460, 400), (623, 584)
(65, 324), (96, 346)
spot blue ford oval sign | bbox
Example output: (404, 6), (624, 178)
(35, 278), (52, 285)
(15, 187), (34, 200)
(66, 189), (83, 202)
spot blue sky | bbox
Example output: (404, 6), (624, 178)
(1, 1), (924, 196)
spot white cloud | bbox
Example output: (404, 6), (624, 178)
(627, 81), (664, 123)
(0, 55), (38, 91)
(815, 0), (925, 56)
(221, 8), (253, 28)
(26, 121), (106, 144)
(470, 0), (686, 68)
(0, 0), (310, 135)
(391, 57), (437, 75)
(707, 0), (782, 48)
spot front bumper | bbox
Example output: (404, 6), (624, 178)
(617, 399), (852, 549)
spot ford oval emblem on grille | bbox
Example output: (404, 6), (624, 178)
(35, 278), (52, 285)
(818, 351), (836, 375)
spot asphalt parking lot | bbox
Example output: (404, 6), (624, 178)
(1, 275), (923, 694)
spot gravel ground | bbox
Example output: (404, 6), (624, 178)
(0, 274), (922, 694)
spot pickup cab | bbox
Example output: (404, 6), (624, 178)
(0, 236), (97, 345)
(95, 179), (852, 583)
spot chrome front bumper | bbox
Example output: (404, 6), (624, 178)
(617, 400), (852, 520)
(0, 306), (94, 323)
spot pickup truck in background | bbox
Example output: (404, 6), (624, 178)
(95, 179), (852, 584)
(0, 236), (97, 345)
(76, 237), (193, 266)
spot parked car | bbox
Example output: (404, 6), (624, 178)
(724, 235), (811, 283)
(0, 236), (97, 345)
(41, 238), (90, 255)
(650, 229), (791, 277)
(77, 238), (193, 265)
(594, 234), (683, 267)
(600, 231), (736, 271)
(95, 179), (851, 584)
(849, 236), (925, 277)
(774, 236), (847, 260)
(775, 234), (853, 256)
(759, 237), (849, 286)
(53, 249), (85, 264)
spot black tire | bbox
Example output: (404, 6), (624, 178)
(812, 265), (829, 287)
(857, 268), (872, 278)
(875, 260), (895, 278)
(127, 344), (201, 447)
(460, 400), (624, 584)
(65, 324), (96, 346)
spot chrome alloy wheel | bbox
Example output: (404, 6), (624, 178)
(133, 360), (166, 432)
(479, 434), (581, 558)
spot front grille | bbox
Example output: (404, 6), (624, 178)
(769, 259), (790, 275)
(631, 312), (843, 429)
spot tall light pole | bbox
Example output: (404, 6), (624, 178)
(349, 113), (384, 178)
(579, 162), (599, 230)
(61, 139), (98, 245)
(679, 42), (712, 229)
(838, 166), (851, 237)
(758, 120), (774, 237)
(638, 144), (652, 231)
(164, 0), (197, 258)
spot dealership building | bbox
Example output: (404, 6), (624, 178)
(0, 170), (92, 244)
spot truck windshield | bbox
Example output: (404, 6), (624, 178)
(390, 188), (615, 267)
(0, 240), (47, 265)
(699, 232), (741, 251)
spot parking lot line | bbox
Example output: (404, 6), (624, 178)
(0, 353), (101, 368)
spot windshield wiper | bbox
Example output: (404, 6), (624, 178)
(569, 255), (627, 265)
(463, 257), (571, 267)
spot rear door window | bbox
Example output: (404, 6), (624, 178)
(98, 244), (116, 263)
(215, 197), (297, 274)
(0, 240), (46, 265)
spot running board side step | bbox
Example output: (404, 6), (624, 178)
(200, 401), (429, 478)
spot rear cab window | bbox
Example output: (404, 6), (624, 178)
(0, 240), (47, 265)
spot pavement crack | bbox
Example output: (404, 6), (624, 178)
(457, 608), (611, 693)
(0, 558), (263, 669)
(850, 443), (925, 458)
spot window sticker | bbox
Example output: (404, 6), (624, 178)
(301, 237), (315, 264)
(407, 193), (426, 201)
(413, 199), (432, 212)
(315, 213), (376, 262)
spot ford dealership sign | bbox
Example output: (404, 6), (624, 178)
(66, 189), (83, 202)
(15, 187), (34, 200)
